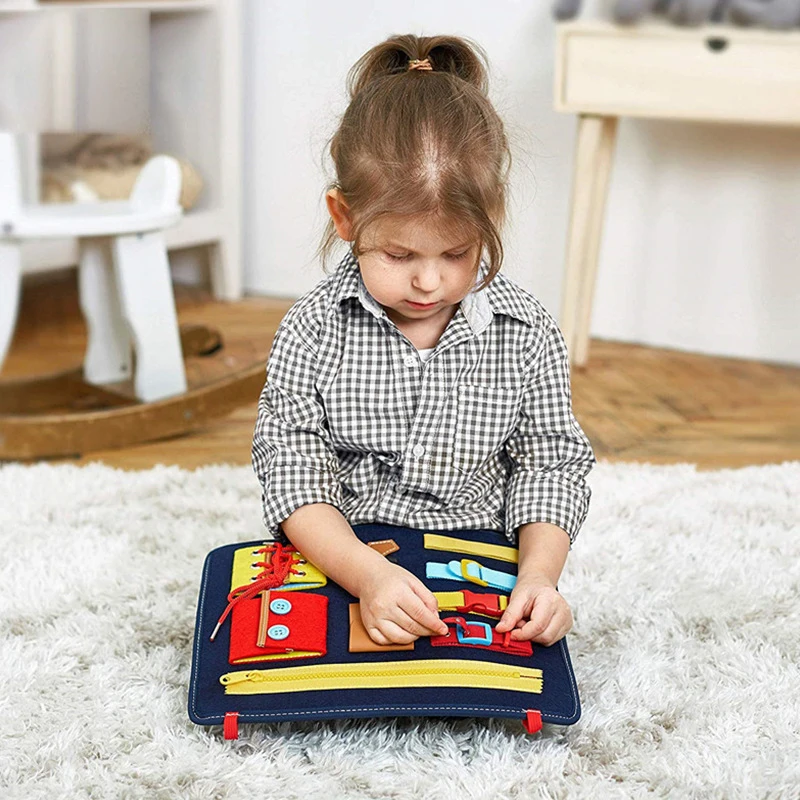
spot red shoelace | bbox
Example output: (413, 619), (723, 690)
(210, 543), (299, 641)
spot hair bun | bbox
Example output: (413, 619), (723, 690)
(346, 34), (490, 99)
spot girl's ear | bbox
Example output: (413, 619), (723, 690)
(326, 189), (354, 241)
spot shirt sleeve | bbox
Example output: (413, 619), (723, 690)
(503, 321), (596, 547)
(251, 320), (343, 536)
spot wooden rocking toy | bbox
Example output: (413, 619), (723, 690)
(0, 133), (264, 460)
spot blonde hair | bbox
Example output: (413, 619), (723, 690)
(317, 34), (512, 292)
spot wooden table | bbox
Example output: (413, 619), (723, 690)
(554, 19), (800, 365)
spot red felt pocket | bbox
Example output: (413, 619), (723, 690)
(228, 590), (328, 664)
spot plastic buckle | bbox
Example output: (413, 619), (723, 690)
(455, 620), (492, 646)
(460, 589), (504, 617)
(460, 559), (489, 587)
(440, 616), (492, 646)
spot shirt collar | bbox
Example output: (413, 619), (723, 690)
(332, 247), (537, 334)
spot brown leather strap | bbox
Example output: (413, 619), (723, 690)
(367, 539), (400, 557)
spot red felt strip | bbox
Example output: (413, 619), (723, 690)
(429, 617), (533, 657)
(523, 709), (542, 734)
(223, 712), (239, 740)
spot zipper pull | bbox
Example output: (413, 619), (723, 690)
(220, 671), (260, 686)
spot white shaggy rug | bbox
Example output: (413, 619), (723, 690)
(1, 460), (798, 799)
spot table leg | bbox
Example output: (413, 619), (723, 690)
(560, 114), (618, 367)
(79, 238), (133, 385)
(209, 234), (241, 301)
(113, 231), (187, 402)
(0, 242), (21, 371)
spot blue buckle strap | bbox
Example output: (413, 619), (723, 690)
(425, 559), (517, 592)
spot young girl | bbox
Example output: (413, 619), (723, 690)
(252, 34), (595, 650)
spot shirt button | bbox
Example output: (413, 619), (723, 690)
(267, 624), (290, 641)
(403, 355), (417, 367)
(412, 444), (425, 458)
(269, 598), (292, 615)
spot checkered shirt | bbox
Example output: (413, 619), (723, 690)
(252, 248), (596, 546)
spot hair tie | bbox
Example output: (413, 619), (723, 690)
(408, 58), (433, 72)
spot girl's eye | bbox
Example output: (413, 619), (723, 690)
(384, 250), (471, 262)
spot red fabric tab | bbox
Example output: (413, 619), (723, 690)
(523, 709), (542, 734)
(429, 617), (533, 656)
(223, 712), (239, 740)
(229, 590), (328, 664)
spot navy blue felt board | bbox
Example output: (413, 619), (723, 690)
(188, 523), (581, 731)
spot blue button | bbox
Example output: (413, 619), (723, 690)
(267, 624), (290, 640)
(269, 598), (292, 615)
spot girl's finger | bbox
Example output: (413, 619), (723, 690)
(366, 625), (391, 646)
(494, 610), (519, 633)
(495, 594), (531, 632)
(394, 606), (442, 638)
(373, 619), (417, 645)
(538, 612), (572, 645)
(407, 586), (448, 634)
(511, 596), (557, 641)
(410, 581), (440, 616)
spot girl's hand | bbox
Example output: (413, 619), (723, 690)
(357, 560), (449, 645)
(494, 572), (573, 646)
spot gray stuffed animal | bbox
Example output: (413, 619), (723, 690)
(553, 0), (800, 26)
(552, 0), (727, 24)
(728, 0), (800, 27)
(666, 0), (730, 24)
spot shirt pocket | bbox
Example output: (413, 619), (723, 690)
(450, 384), (520, 476)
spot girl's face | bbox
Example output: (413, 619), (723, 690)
(359, 218), (481, 334)
(326, 191), (481, 337)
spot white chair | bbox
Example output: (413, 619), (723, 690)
(0, 132), (187, 402)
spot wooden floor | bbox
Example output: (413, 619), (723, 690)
(3, 271), (799, 470)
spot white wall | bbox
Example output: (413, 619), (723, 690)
(242, 0), (800, 366)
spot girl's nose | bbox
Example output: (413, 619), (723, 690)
(412, 262), (440, 292)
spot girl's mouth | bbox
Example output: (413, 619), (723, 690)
(406, 300), (437, 309)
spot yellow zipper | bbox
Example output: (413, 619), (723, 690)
(220, 658), (542, 695)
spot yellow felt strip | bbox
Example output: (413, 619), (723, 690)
(433, 591), (465, 610)
(423, 534), (519, 564)
(232, 650), (324, 664)
(230, 546), (327, 591)
(220, 659), (542, 695)
(230, 545), (263, 591)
